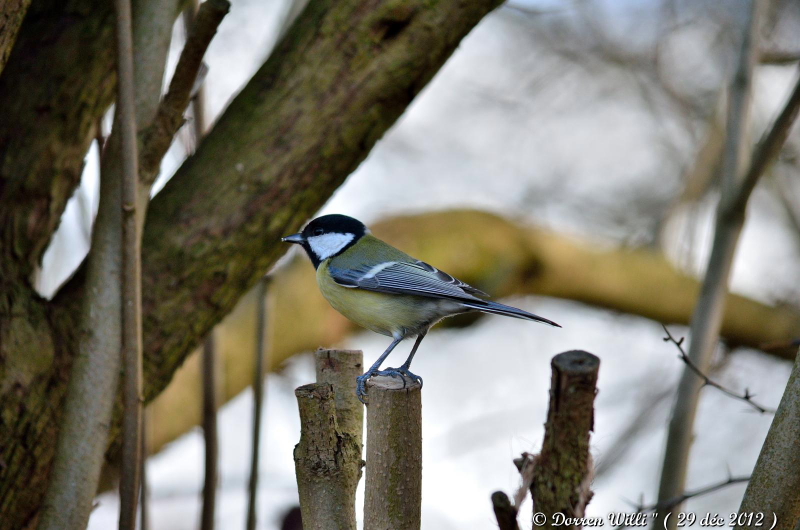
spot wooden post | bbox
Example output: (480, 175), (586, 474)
(364, 375), (422, 530)
(314, 348), (364, 448)
(491, 491), (521, 530)
(293, 383), (361, 530)
(531, 350), (599, 528)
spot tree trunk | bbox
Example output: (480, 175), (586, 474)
(0, 0), (503, 526)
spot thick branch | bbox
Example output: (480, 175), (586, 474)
(531, 351), (599, 527)
(737, 350), (800, 528)
(364, 375), (422, 530)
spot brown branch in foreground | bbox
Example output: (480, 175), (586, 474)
(294, 383), (361, 530)
(531, 351), (599, 529)
(247, 278), (269, 530)
(364, 375), (422, 530)
(200, 333), (218, 530)
(116, 0), (144, 522)
(140, 0), (230, 182)
(662, 325), (776, 414)
(492, 491), (521, 530)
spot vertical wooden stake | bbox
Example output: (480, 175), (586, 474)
(531, 350), (599, 528)
(364, 375), (422, 530)
(314, 348), (364, 449)
(294, 384), (362, 530)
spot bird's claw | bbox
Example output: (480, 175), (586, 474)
(356, 373), (370, 404)
(355, 367), (424, 404)
(376, 367), (423, 389)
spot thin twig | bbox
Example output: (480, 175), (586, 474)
(726, 67), (800, 219)
(619, 475), (750, 529)
(662, 325), (776, 414)
(140, 0), (229, 182)
(247, 277), (270, 530)
(200, 332), (218, 530)
(116, 0), (143, 521)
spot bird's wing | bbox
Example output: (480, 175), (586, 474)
(328, 259), (488, 301)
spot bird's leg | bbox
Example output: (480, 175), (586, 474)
(375, 331), (426, 388)
(357, 337), (403, 404)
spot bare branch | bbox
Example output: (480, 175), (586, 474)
(726, 67), (800, 219)
(200, 333), (218, 530)
(247, 278), (270, 530)
(619, 475), (750, 529)
(140, 0), (230, 183)
(656, 2), (763, 523)
(662, 325), (776, 414)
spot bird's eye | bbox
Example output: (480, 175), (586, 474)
(313, 228), (324, 236)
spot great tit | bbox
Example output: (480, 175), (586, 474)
(282, 214), (560, 403)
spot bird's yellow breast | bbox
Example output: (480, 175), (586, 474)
(317, 260), (429, 338)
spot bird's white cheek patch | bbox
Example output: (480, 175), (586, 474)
(307, 233), (355, 260)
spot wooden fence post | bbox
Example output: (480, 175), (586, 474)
(314, 348), (364, 449)
(531, 350), (599, 528)
(294, 348), (364, 529)
(294, 383), (362, 530)
(364, 374), (422, 530)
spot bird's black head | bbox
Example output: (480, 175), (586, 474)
(282, 214), (368, 268)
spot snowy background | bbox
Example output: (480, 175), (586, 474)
(33, 0), (797, 527)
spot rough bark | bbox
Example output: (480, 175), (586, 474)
(736, 349), (800, 530)
(0, 0), (117, 284)
(0, 1), (503, 526)
(141, 209), (800, 459)
(293, 383), (362, 530)
(364, 375), (422, 530)
(314, 349), (365, 450)
(0, 0), (31, 74)
(531, 351), (599, 528)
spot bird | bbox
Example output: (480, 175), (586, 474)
(282, 214), (560, 403)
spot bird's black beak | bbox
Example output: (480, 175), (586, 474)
(282, 233), (305, 244)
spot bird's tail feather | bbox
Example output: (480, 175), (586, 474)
(461, 300), (561, 327)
